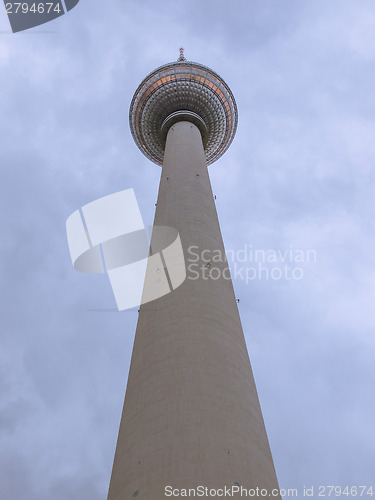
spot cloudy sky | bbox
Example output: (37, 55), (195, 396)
(1, 0), (375, 498)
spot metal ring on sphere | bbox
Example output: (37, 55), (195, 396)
(160, 111), (209, 148)
(129, 60), (238, 166)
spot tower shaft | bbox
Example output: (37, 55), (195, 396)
(107, 121), (280, 499)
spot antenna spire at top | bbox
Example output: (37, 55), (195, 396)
(178, 47), (186, 62)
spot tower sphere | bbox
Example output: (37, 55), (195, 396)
(129, 58), (238, 166)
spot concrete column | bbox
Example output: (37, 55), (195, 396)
(107, 121), (281, 499)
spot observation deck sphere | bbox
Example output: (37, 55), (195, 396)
(129, 60), (238, 166)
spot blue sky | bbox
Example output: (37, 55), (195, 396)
(0, 1), (374, 498)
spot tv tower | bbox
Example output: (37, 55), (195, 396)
(107, 50), (281, 499)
